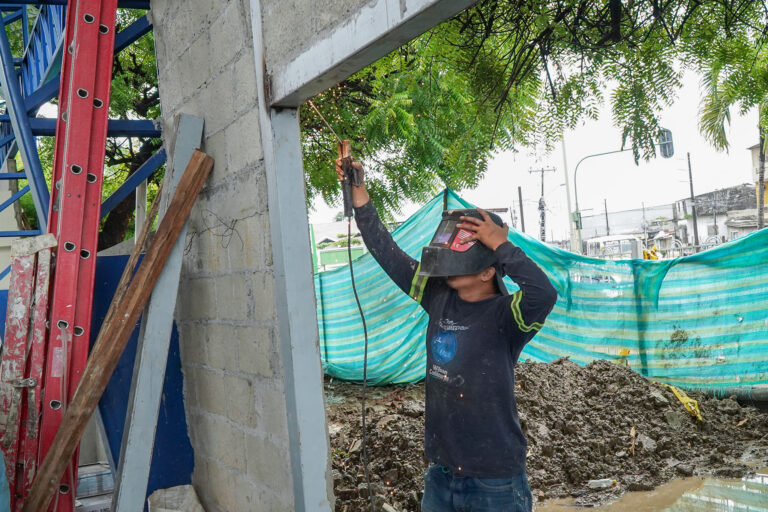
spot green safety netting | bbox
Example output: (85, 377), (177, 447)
(314, 189), (768, 393)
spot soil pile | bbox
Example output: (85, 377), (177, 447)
(325, 359), (768, 511)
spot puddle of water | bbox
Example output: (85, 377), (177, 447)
(663, 471), (768, 512)
(536, 469), (768, 512)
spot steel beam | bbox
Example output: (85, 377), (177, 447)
(23, 76), (58, 112)
(0, 117), (161, 137)
(0, 1), (150, 8)
(0, 15), (49, 229)
(114, 14), (151, 53)
(0, 185), (29, 213)
(23, 15), (153, 113)
(2, 9), (22, 23)
(250, 2), (334, 510)
(268, 0), (477, 106)
(0, 230), (41, 236)
(100, 148), (166, 218)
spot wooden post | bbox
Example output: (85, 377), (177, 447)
(21, 150), (213, 512)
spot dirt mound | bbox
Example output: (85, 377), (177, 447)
(325, 359), (768, 511)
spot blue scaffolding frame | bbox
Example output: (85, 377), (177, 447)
(0, 1), (161, 242)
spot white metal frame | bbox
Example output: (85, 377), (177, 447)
(249, 2), (477, 510)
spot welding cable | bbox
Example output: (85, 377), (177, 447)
(312, 102), (375, 509)
(347, 217), (375, 512)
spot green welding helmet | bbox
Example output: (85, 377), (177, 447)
(420, 209), (509, 294)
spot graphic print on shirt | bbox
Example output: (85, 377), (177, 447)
(429, 319), (467, 387)
(431, 329), (457, 364)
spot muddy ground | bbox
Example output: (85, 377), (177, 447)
(325, 358), (768, 511)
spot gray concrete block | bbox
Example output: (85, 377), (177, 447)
(214, 273), (251, 321)
(197, 168), (265, 224)
(156, 66), (183, 115)
(178, 321), (208, 367)
(226, 110), (263, 171)
(180, 365), (202, 409)
(202, 129), (229, 182)
(250, 271), (276, 323)
(224, 374), (258, 427)
(206, 323), (244, 372)
(237, 325), (275, 378)
(185, 0), (222, 29)
(190, 457), (212, 510)
(246, 433), (293, 494)
(183, 222), (228, 275)
(203, 459), (238, 510)
(227, 213), (268, 272)
(209, 1), (247, 71)
(200, 67), (236, 137)
(197, 413), (247, 471)
(233, 48), (259, 114)
(164, 6), (196, 60)
(178, 276), (217, 321)
(254, 383), (289, 436)
(194, 368), (230, 418)
(178, 34), (212, 96)
(261, 0), (372, 71)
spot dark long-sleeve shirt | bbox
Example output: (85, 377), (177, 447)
(355, 201), (557, 477)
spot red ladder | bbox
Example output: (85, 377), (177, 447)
(0, 1), (122, 510)
(22, 1), (117, 511)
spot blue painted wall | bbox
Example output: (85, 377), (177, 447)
(91, 255), (194, 502)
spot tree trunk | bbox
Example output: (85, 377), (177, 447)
(759, 128), (765, 230)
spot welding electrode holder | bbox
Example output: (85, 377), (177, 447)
(340, 157), (362, 218)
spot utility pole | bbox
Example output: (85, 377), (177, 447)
(529, 167), (556, 242)
(687, 152), (700, 250)
(561, 137), (577, 252)
(604, 199), (610, 236)
(759, 129), (765, 229)
(517, 186), (526, 233)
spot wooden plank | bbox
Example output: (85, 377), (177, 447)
(21, 149), (214, 512)
(113, 113), (204, 512)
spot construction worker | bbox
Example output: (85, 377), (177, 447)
(338, 159), (557, 512)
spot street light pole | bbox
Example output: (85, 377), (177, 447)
(572, 130), (674, 254)
(573, 148), (633, 253)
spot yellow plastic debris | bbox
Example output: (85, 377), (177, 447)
(654, 382), (703, 421)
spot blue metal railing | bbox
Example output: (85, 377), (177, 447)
(20, 4), (65, 97)
(0, 6), (50, 228)
(0, 2), (160, 241)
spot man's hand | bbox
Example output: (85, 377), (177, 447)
(457, 209), (509, 251)
(336, 157), (370, 208)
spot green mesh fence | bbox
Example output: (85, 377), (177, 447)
(314, 189), (768, 393)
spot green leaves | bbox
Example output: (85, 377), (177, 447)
(303, 1), (768, 217)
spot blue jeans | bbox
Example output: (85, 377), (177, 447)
(421, 464), (532, 512)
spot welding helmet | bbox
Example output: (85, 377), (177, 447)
(420, 209), (509, 294)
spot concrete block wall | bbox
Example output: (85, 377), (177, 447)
(261, 0), (372, 71)
(150, 1), (295, 510)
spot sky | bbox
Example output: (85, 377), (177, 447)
(308, 70), (758, 242)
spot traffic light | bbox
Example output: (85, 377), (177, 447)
(658, 128), (674, 158)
